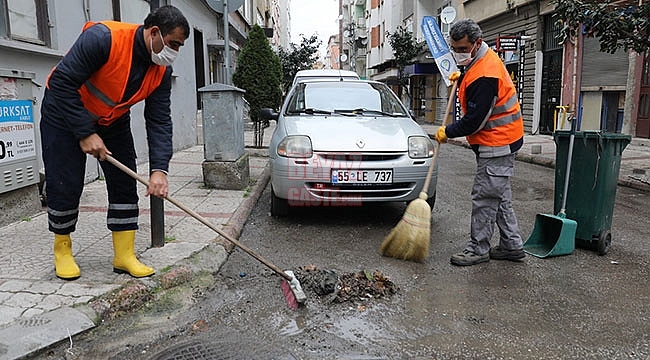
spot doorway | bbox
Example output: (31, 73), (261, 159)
(539, 15), (563, 135)
(540, 50), (563, 134)
(602, 91), (624, 133)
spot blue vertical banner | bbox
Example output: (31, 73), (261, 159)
(421, 16), (458, 86)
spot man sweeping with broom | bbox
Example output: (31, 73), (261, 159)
(435, 19), (526, 266)
(41, 6), (190, 279)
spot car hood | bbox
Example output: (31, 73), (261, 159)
(282, 115), (427, 152)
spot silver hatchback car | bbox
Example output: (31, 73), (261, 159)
(260, 79), (438, 216)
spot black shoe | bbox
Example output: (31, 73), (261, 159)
(489, 246), (525, 261)
(450, 250), (489, 266)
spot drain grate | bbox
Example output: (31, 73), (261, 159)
(17, 317), (51, 327)
(147, 340), (297, 360)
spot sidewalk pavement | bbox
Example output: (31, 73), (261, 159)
(1, 121), (649, 359)
(420, 123), (650, 193)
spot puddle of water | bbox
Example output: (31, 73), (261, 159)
(272, 312), (306, 336)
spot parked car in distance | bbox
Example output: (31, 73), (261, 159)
(291, 69), (360, 87)
(259, 79), (438, 217)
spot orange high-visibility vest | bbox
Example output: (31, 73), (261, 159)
(458, 48), (523, 148)
(51, 21), (167, 126)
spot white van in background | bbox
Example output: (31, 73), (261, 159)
(292, 69), (360, 86)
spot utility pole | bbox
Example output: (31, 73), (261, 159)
(224, 0), (231, 84)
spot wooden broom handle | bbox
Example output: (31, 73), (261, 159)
(104, 155), (291, 281)
(422, 79), (458, 192)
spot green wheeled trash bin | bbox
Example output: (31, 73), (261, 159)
(553, 131), (631, 255)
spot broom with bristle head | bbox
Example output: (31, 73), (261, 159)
(380, 75), (459, 262)
(104, 155), (306, 309)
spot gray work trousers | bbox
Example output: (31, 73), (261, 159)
(465, 153), (523, 255)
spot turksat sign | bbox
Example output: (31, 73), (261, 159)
(0, 100), (35, 164)
(421, 16), (458, 86)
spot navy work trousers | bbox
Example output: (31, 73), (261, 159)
(41, 119), (139, 234)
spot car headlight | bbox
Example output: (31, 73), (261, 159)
(277, 135), (313, 158)
(408, 136), (434, 158)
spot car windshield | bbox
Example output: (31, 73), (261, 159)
(284, 82), (408, 116)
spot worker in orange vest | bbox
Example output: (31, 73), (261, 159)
(434, 19), (525, 266)
(41, 5), (189, 279)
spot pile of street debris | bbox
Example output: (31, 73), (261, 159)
(294, 265), (398, 303)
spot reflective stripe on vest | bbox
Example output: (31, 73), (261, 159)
(83, 79), (134, 121)
(483, 110), (522, 130)
(492, 92), (519, 116)
(84, 80), (117, 107)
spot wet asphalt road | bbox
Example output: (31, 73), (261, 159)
(32, 144), (650, 360)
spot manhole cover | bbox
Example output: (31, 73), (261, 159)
(147, 340), (297, 360)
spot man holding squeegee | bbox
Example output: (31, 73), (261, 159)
(433, 19), (525, 266)
(40, 6), (189, 279)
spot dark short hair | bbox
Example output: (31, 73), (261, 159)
(449, 19), (482, 43)
(144, 5), (190, 39)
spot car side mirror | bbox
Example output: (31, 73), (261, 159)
(259, 108), (279, 121)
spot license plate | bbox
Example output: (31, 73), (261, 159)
(331, 169), (392, 184)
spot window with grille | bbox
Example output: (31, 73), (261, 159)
(543, 14), (562, 51)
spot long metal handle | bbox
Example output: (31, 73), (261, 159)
(104, 155), (291, 281)
(422, 80), (458, 193)
(559, 117), (577, 214)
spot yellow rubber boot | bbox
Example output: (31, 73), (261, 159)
(112, 230), (154, 278)
(53, 234), (80, 280)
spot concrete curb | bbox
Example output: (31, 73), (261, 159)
(90, 158), (272, 321)
(515, 152), (556, 169)
(9, 156), (272, 360)
(219, 163), (271, 251)
(446, 139), (650, 193)
(617, 177), (650, 193)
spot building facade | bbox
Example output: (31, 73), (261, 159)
(0, 0), (273, 184)
(358, 0), (648, 138)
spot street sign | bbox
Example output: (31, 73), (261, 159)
(497, 36), (518, 52)
(421, 16), (458, 86)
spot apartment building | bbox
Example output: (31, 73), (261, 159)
(0, 0), (293, 179)
(359, 0), (648, 138)
(0, 0), (290, 224)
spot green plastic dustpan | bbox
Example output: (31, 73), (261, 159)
(524, 118), (578, 258)
(523, 212), (576, 258)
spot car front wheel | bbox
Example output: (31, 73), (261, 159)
(426, 191), (436, 209)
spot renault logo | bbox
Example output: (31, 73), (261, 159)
(356, 139), (365, 148)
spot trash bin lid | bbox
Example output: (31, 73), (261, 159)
(198, 83), (245, 93)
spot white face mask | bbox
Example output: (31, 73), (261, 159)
(150, 32), (178, 66)
(453, 42), (477, 66)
